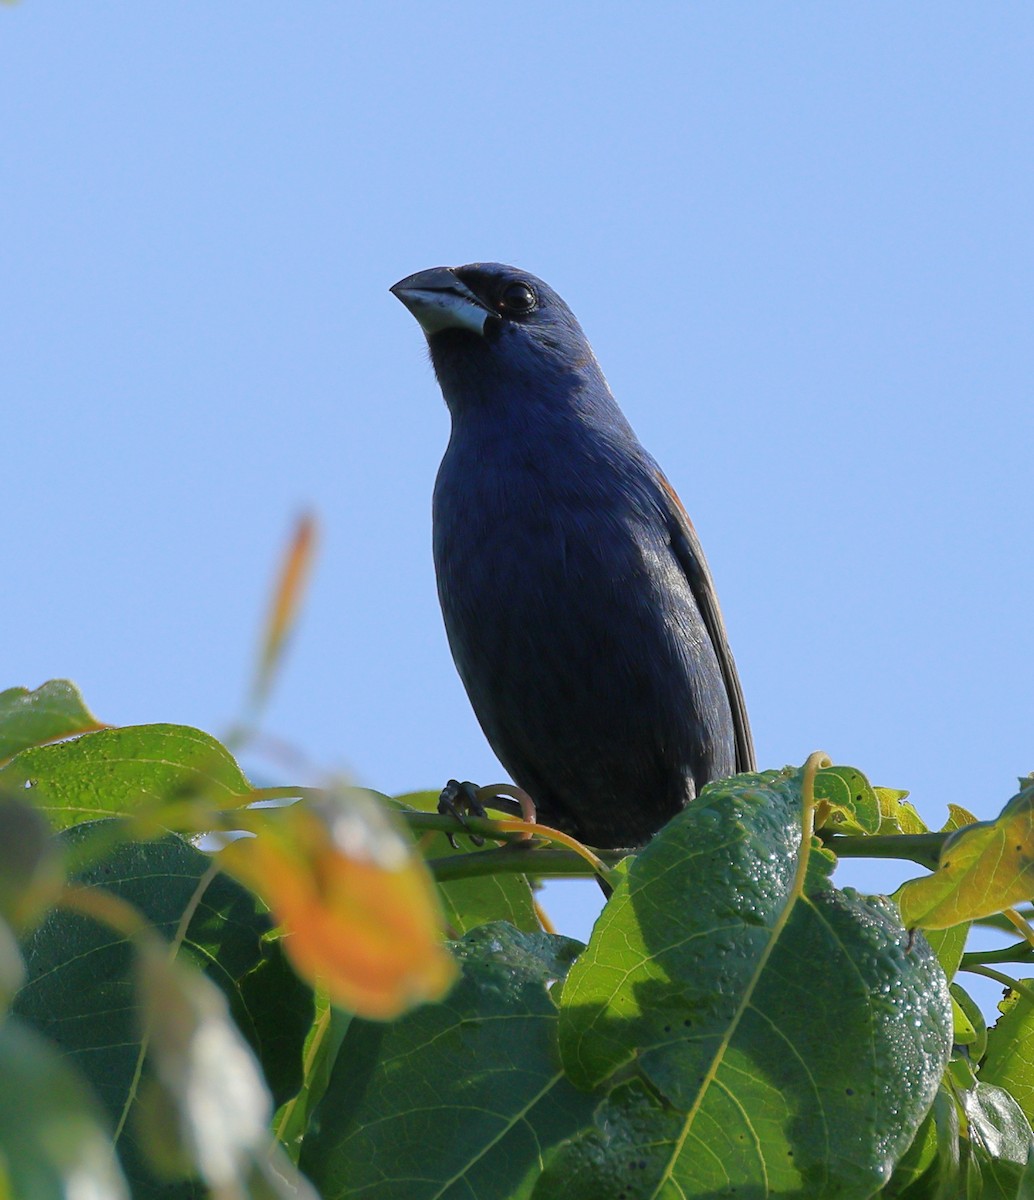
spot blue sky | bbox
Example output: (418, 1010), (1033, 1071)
(3, 5), (1033, 946)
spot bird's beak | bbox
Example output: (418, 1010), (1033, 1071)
(390, 267), (492, 337)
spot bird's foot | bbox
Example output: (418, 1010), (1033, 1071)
(438, 779), (487, 848)
(438, 779), (537, 848)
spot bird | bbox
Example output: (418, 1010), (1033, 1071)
(391, 263), (754, 849)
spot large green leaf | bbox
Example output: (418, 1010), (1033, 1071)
(0, 1015), (129, 1199)
(551, 769), (953, 1199)
(301, 923), (595, 1200)
(0, 723), (251, 831)
(396, 789), (540, 934)
(14, 824), (314, 1196)
(0, 680), (103, 765)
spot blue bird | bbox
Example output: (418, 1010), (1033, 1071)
(391, 263), (754, 849)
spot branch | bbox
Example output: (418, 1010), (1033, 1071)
(963, 964), (1034, 1008)
(821, 831), (945, 871)
(962, 941), (1034, 968)
(404, 810), (547, 844)
(428, 846), (627, 882)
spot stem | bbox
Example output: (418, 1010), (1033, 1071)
(429, 846), (626, 882)
(963, 964), (1034, 1008)
(801, 751), (831, 839)
(487, 817), (610, 876)
(1004, 908), (1034, 949)
(405, 811), (553, 844)
(275, 1001), (332, 1151)
(961, 942), (1034, 968)
(821, 831), (945, 871)
(975, 911), (1034, 934)
(245, 786), (327, 804)
(170, 862), (220, 958)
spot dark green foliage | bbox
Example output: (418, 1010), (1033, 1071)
(15, 826), (313, 1197)
(3, 686), (1034, 1198)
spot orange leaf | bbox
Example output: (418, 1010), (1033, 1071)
(219, 791), (456, 1019)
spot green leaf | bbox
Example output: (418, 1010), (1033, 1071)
(274, 996), (352, 1162)
(553, 769), (952, 1199)
(0, 723), (251, 831)
(943, 803), (979, 831)
(532, 1078), (689, 1200)
(983, 989), (1034, 1132)
(0, 680), (103, 765)
(959, 1080), (1034, 1195)
(906, 1059), (1034, 1199)
(301, 923), (595, 1200)
(924, 921), (971, 981)
(397, 789), (540, 934)
(0, 1015), (129, 1199)
(899, 781), (1034, 929)
(814, 764), (881, 834)
(876, 786), (928, 836)
(883, 1083), (962, 1198)
(14, 824), (314, 1195)
(880, 1095), (944, 1197)
(950, 982), (987, 1057)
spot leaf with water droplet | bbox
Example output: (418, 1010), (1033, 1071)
(302, 923), (592, 1200)
(553, 766), (953, 1199)
(0, 723), (251, 832)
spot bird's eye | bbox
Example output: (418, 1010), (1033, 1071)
(497, 281), (537, 315)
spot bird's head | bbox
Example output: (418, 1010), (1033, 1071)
(391, 263), (608, 419)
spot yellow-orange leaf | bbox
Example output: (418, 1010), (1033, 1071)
(251, 513), (318, 711)
(898, 781), (1034, 930)
(218, 790), (456, 1019)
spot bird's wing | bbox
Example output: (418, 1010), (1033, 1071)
(656, 471), (756, 773)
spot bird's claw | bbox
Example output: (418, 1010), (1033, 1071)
(438, 779), (536, 848)
(438, 779), (488, 848)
